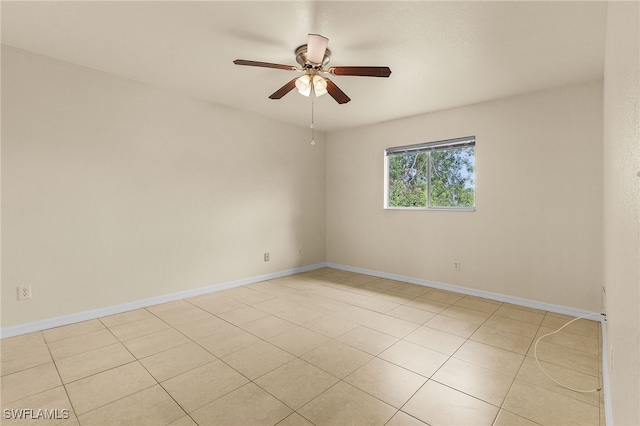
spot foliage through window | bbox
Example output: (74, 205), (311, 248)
(385, 137), (475, 210)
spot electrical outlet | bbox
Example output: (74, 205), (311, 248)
(17, 285), (32, 301)
(453, 260), (461, 271)
(298, 248), (303, 255)
(264, 252), (270, 262)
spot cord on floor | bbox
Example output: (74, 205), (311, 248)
(533, 312), (602, 393)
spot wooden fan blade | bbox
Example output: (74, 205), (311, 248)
(325, 79), (351, 104)
(269, 78), (298, 99)
(329, 66), (392, 77)
(233, 59), (297, 71)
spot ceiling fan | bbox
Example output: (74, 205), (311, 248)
(233, 34), (391, 104)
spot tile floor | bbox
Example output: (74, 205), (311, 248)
(1, 268), (604, 425)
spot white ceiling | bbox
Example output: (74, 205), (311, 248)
(1, 1), (607, 132)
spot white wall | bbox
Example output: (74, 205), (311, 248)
(1, 46), (326, 327)
(603, 1), (640, 425)
(326, 81), (603, 312)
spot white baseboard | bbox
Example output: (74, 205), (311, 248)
(0, 263), (325, 339)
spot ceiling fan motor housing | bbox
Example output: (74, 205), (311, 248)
(295, 45), (331, 69)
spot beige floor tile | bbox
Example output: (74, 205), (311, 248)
(391, 283), (431, 297)
(421, 289), (465, 304)
(541, 315), (600, 339)
(191, 382), (292, 425)
(516, 357), (601, 407)
(310, 286), (370, 304)
(454, 296), (502, 314)
(333, 305), (380, 324)
(493, 409), (541, 426)
(277, 413), (314, 426)
(108, 316), (170, 341)
(534, 326), (600, 355)
(254, 358), (339, 409)
(240, 315), (297, 339)
(356, 296), (401, 313)
(424, 314), (480, 338)
(220, 286), (276, 304)
(386, 411), (429, 426)
(253, 296), (301, 314)
(440, 305), (492, 325)
(403, 380), (499, 426)
(162, 360), (249, 412)
(268, 326), (329, 356)
(326, 280), (366, 292)
(56, 342), (134, 383)
(340, 273), (378, 285)
(322, 270), (358, 280)
(100, 309), (154, 328)
(174, 315), (236, 341)
(404, 296), (451, 313)
(374, 291), (414, 304)
(528, 340), (600, 376)
(483, 315), (540, 338)
(216, 305), (272, 325)
(123, 327), (191, 359)
(298, 294), (350, 313)
(197, 326), (261, 357)
(365, 312), (420, 338)
(453, 340), (524, 377)
(65, 361), (156, 415)
(301, 340), (373, 378)
(303, 315), (360, 338)
(274, 305), (327, 325)
(351, 284), (389, 296)
(378, 340), (448, 378)
(139, 342), (216, 382)
(387, 305), (436, 324)
(0, 272), (604, 426)
(344, 357), (427, 408)
(432, 357), (514, 406)
(167, 416), (198, 426)
(503, 380), (599, 425)
(78, 385), (185, 426)
(403, 326), (466, 355)
(147, 301), (212, 326)
(1, 386), (76, 426)
(470, 324), (533, 355)
(1, 333), (53, 376)
(42, 319), (105, 343)
(336, 326), (398, 355)
(47, 329), (118, 360)
(494, 305), (545, 325)
(1, 362), (62, 404)
(364, 277), (407, 291)
(186, 292), (247, 314)
(298, 381), (396, 426)
(247, 280), (301, 297)
(222, 341), (295, 380)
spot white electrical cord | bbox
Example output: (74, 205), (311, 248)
(533, 312), (602, 393)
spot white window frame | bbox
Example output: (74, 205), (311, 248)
(384, 136), (476, 211)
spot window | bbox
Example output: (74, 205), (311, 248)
(385, 136), (475, 210)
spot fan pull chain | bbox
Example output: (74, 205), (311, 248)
(310, 95), (316, 145)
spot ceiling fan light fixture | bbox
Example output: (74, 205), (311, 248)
(312, 75), (328, 97)
(306, 34), (329, 65)
(295, 74), (312, 97)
